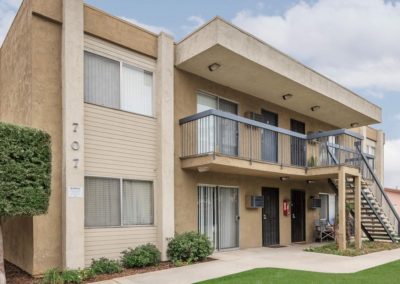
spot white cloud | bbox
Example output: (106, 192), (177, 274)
(181, 15), (205, 33)
(385, 139), (400, 188)
(0, 0), (22, 46)
(232, 0), (400, 94)
(120, 17), (173, 36)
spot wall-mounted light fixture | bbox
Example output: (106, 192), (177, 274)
(307, 180), (316, 184)
(310, 106), (320, 112)
(198, 166), (210, 173)
(350, 122), (359, 128)
(208, 63), (221, 72)
(282, 94), (293, 100)
(280, 176), (290, 182)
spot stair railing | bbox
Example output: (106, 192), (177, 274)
(356, 142), (400, 237)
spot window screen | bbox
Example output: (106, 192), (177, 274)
(121, 64), (153, 116)
(84, 51), (120, 109)
(85, 177), (121, 227)
(122, 180), (154, 225)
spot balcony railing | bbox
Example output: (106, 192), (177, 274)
(179, 109), (363, 169)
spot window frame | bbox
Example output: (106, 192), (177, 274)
(84, 49), (156, 118)
(84, 175), (155, 229)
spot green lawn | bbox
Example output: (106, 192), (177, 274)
(197, 260), (400, 284)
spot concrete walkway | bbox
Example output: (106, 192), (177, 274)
(94, 244), (400, 284)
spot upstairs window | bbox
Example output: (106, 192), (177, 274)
(84, 51), (154, 117)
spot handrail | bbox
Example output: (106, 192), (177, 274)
(356, 143), (400, 224)
(179, 109), (364, 141)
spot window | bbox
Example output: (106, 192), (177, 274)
(319, 193), (336, 225)
(85, 177), (154, 227)
(84, 51), (154, 116)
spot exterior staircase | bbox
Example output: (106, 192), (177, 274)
(326, 142), (400, 242)
(328, 178), (399, 242)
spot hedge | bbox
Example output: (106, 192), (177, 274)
(0, 122), (52, 216)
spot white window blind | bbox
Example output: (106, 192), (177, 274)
(85, 177), (121, 227)
(121, 64), (153, 116)
(85, 177), (154, 228)
(84, 51), (120, 109)
(122, 180), (154, 225)
(84, 51), (154, 116)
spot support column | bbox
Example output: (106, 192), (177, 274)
(156, 32), (175, 260)
(354, 174), (362, 249)
(338, 167), (347, 250)
(62, 0), (85, 269)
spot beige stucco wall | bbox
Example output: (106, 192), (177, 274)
(0, 0), (63, 275)
(174, 68), (337, 247)
(84, 5), (158, 59)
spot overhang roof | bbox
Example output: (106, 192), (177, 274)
(175, 17), (381, 128)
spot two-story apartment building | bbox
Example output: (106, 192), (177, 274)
(0, 0), (398, 276)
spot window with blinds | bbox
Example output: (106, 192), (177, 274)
(84, 51), (154, 116)
(84, 177), (154, 228)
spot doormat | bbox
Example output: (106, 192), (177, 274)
(267, 245), (287, 248)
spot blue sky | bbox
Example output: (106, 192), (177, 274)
(0, 0), (399, 187)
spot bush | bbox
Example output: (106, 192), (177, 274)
(41, 268), (63, 284)
(78, 268), (96, 281)
(90, 257), (123, 274)
(167, 232), (213, 264)
(40, 267), (97, 284)
(61, 270), (82, 284)
(121, 243), (161, 268)
(0, 122), (52, 216)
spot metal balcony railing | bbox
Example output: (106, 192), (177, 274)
(179, 109), (363, 169)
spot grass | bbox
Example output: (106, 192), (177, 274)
(304, 241), (400, 256)
(197, 260), (400, 284)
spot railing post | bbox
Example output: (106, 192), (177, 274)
(249, 125), (253, 165)
(213, 115), (216, 160)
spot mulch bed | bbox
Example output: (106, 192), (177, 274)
(5, 258), (215, 284)
(85, 258), (214, 283)
(5, 261), (36, 284)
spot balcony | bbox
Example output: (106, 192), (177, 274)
(179, 109), (363, 179)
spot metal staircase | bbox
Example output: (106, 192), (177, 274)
(327, 143), (400, 242)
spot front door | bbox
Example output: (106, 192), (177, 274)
(290, 119), (306, 166)
(262, 188), (280, 246)
(198, 185), (239, 250)
(291, 190), (306, 242)
(261, 110), (278, 163)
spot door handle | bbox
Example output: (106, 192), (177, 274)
(292, 214), (296, 219)
(263, 214), (267, 220)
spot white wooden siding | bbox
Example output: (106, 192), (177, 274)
(84, 226), (157, 266)
(84, 103), (158, 265)
(84, 103), (157, 180)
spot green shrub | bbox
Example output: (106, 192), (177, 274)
(0, 122), (51, 216)
(61, 270), (82, 284)
(167, 232), (213, 264)
(78, 268), (96, 281)
(121, 243), (161, 268)
(41, 268), (63, 284)
(90, 257), (123, 274)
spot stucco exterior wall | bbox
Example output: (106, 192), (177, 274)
(0, 0), (34, 274)
(385, 190), (400, 215)
(84, 5), (158, 58)
(174, 68), (337, 247)
(0, 0), (63, 275)
(31, 13), (63, 274)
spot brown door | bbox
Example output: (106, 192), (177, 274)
(291, 190), (306, 242)
(262, 188), (280, 246)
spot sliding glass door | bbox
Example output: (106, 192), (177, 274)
(197, 92), (238, 156)
(198, 185), (239, 250)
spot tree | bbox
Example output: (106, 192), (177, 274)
(0, 122), (52, 284)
